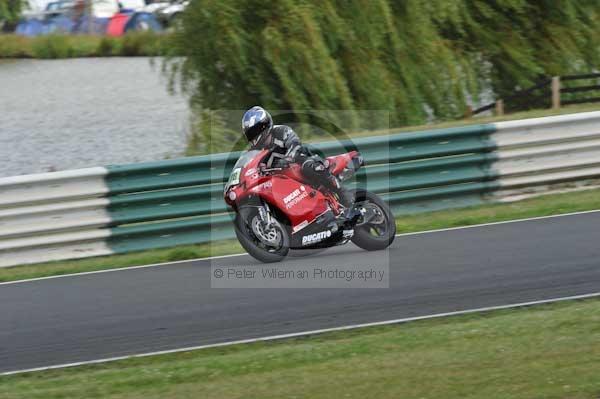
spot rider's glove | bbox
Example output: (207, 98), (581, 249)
(285, 144), (303, 162)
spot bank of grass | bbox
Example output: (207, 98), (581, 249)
(0, 239), (244, 282)
(0, 32), (174, 59)
(1, 187), (599, 283)
(188, 103), (600, 155)
(2, 297), (600, 398)
(341, 103), (600, 140)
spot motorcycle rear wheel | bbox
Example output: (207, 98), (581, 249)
(351, 189), (396, 251)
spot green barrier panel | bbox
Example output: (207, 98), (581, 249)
(363, 153), (493, 176)
(383, 181), (500, 214)
(107, 153), (494, 224)
(106, 138), (492, 195)
(110, 196), (228, 225)
(106, 157), (237, 194)
(108, 214), (235, 253)
(316, 124), (495, 154)
(108, 185), (225, 224)
(106, 124), (498, 254)
(105, 124), (497, 193)
(384, 181), (498, 203)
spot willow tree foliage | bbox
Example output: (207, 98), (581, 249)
(0, 0), (23, 31)
(174, 0), (600, 152)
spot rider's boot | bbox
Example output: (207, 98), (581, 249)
(328, 176), (361, 222)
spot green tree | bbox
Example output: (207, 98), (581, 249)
(174, 0), (600, 153)
(0, 0), (24, 32)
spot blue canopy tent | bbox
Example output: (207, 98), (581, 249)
(15, 19), (47, 36)
(14, 10), (161, 36)
(46, 15), (75, 34)
(71, 15), (109, 34)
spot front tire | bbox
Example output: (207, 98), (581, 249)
(234, 209), (290, 263)
(351, 190), (396, 251)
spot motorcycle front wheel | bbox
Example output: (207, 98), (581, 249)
(234, 207), (290, 263)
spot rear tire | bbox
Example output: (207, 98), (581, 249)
(351, 190), (396, 251)
(234, 210), (290, 263)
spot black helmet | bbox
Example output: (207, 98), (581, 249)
(242, 106), (273, 147)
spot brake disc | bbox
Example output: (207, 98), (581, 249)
(251, 216), (282, 246)
(358, 203), (385, 226)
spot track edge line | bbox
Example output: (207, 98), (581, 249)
(2, 291), (600, 376)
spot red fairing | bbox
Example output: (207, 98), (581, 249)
(224, 149), (361, 232)
(253, 176), (330, 227)
(327, 151), (359, 176)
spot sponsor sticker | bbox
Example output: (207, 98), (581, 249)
(283, 187), (308, 209)
(292, 220), (309, 233)
(284, 189), (301, 204)
(286, 192), (308, 209)
(302, 230), (332, 245)
(258, 181), (272, 190)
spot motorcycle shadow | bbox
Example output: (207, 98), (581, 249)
(286, 243), (364, 259)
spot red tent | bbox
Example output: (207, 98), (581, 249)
(106, 13), (131, 36)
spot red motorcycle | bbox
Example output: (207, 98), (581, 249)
(224, 149), (396, 263)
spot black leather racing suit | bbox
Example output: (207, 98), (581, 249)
(252, 125), (351, 206)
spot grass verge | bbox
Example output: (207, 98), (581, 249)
(0, 32), (175, 58)
(343, 103), (600, 139)
(2, 297), (600, 398)
(1, 187), (599, 283)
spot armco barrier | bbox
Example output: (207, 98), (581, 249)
(490, 112), (600, 199)
(1, 111), (600, 267)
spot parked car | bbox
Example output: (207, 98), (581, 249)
(41, 0), (117, 19)
(142, 0), (171, 14)
(43, 0), (75, 19)
(118, 0), (146, 12)
(155, 0), (187, 28)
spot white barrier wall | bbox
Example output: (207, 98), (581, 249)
(0, 167), (113, 267)
(491, 111), (600, 200)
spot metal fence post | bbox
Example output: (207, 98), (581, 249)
(464, 105), (473, 119)
(495, 99), (504, 116)
(552, 76), (561, 109)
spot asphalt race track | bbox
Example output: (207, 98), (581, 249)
(1, 212), (600, 373)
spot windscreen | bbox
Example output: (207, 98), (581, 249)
(233, 150), (262, 170)
(224, 150), (264, 192)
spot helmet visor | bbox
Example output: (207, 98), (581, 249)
(251, 133), (263, 147)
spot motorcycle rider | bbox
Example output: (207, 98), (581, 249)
(242, 106), (356, 213)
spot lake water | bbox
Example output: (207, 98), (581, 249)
(0, 57), (189, 177)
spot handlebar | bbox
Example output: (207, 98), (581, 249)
(260, 167), (283, 173)
(260, 158), (291, 173)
